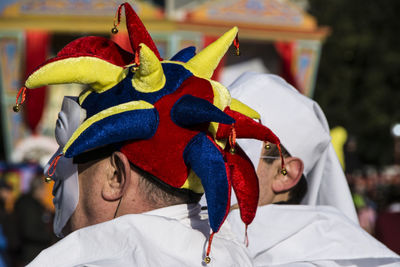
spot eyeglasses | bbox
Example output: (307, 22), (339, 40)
(260, 156), (280, 159)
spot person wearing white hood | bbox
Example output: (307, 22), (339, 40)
(227, 72), (400, 267)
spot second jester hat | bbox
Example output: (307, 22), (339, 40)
(19, 2), (284, 250)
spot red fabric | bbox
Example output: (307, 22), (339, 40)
(24, 31), (50, 133)
(122, 3), (162, 60)
(111, 32), (133, 53)
(216, 107), (281, 144)
(27, 36), (135, 78)
(57, 36), (134, 66)
(275, 41), (300, 92)
(121, 76), (215, 187)
(203, 35), (226, 81)
(225, 146), (259, 225)
(219, 160), (232, 232)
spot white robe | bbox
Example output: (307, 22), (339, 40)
(28, 204), (253, 267)
(228, 205), (400, 267)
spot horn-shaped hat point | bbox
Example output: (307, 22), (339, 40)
(25, 56), (126, 92)
(132, 43), (166, 93)
(185, 27), (238, 79)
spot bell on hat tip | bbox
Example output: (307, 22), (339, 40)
(235, 49), (241, 56)
(131, 66), (139, 73)
(265, 143), (271, 150)
(229, 147), (236, 155)
(44, 177), (52, 183)
(111, 27), (118, 34)
(281, 168), (288, 176)
(13, 104), (20, 112)
(204, 256), (211, 264)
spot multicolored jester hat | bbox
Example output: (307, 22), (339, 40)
(14, 2), (285, 260)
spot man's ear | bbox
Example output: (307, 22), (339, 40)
(271, 157), (304, 193)
(102, 151), (131, 201)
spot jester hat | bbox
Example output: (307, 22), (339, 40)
(15, 2), (285, 260)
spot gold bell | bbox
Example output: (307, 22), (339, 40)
(235, 49), (241, 56)
(111, 27), (118, 34)
(281, 168), (288, 176)
(44, 177), (52, 183)
(204, 256), (211, 264)
(13, 104), (20, 112)
(264, 143), (271, 150)
(229, 147), (236, 155)
(131, 66), (139, 73)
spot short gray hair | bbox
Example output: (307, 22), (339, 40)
(132, 164), (202, 208)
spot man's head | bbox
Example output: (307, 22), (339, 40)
(229, 72), (357, 222)
(257, 143), (306, 205)
(25, 4), (283, 239)
(64, 151), (201, 235)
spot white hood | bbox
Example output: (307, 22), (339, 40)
(228, 72), (357, 223)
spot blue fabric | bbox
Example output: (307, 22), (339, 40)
(170, 46), (196, 62)
(82, 63), (193, 118)
(171, 95), (234, 127)
(65, 108), (159, 158)
(183, 133), (229, 232)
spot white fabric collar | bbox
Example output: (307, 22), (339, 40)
(28, 204), (253, 267)
(228, 204), (399, 266)
(228, 73), (358, 223)
(144, 203), (202, 221)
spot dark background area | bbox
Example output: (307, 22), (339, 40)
(308, 0), (400, 167)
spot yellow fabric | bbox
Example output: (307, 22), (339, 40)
(230, 98), (260, 119)
(180, 170), (204, 194)
(78, 89), (92, 105)
(209, 80), (231, 111)
(63, 100), (154, 154)
(184, 27), (238, 79)
(25, 57), (127, 92)
(330, 126), (348, 170)
(131, 44), (166, 93)
(207, 80), (231, 149)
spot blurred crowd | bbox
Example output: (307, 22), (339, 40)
(0, 163), (57, 267)
(346, 162), (400, 254)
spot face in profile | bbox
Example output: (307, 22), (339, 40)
(257, 144), (282, 205)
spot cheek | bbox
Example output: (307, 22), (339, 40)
(69, 165), (100, 231)
(79, 167), (101, 216)
(67, 180), (88, 232)
(256, 160), (278, 190)
(256, 161), (269, 189)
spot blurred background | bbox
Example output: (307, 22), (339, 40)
(0, 0), (399, 265)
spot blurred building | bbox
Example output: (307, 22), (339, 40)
(0, 0), (328, 163)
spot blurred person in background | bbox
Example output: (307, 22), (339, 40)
(13, 173), (55, 265)
(351, 172), (377, 235)
(375, 166), (400, 255)
(227, 72), (400, 266)
(344, 136), (363, 176)
(0, 178), (13, 267)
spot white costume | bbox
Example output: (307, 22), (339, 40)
(227, 72), (400, 266)
(34, 97), (253, 266)
(28, 204), (253, 267)
(229, 205), (399, 267)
